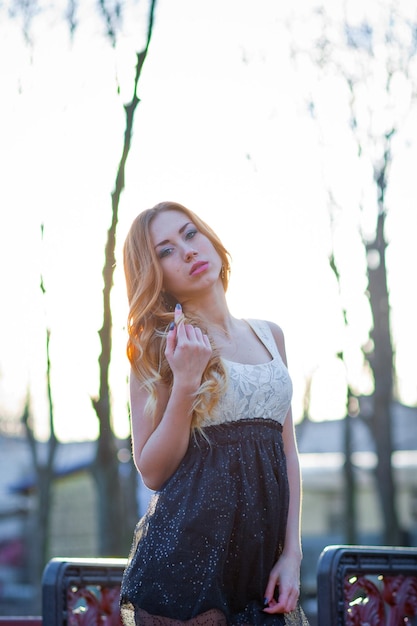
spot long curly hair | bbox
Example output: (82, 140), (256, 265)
(123, 201), (231, 429)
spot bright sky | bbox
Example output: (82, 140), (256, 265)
(0, 0), (416, 441)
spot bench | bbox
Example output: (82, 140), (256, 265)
(0, 558), (127, 626)
(317, 544), (417, 625)
(42, 557), (127, 625)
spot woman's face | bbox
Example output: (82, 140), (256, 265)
(150, 210), (222, 301)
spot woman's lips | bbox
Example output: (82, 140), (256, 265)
(190, 261), (209, 276)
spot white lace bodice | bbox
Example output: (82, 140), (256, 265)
(201, 319), (293, 427)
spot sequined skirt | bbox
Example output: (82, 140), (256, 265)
(120, 418), (309, 625)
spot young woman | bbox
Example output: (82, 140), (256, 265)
(120, 201), (310, 625)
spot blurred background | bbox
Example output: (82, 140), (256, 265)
(0, 0), (416, 622)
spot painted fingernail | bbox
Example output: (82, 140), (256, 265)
(263, 598), (269, 607)
(169, 322), (175, 331)
(175, 303), (182, 310)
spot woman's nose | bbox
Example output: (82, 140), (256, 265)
(184, 248), (198, 262)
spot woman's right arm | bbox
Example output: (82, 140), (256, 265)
(130, 314), (212, 491)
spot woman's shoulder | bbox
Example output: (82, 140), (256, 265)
(247, 319), (287, 363)
(246, 318), (285, 339)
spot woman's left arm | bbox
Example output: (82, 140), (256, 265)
(263, 322), (303, 614)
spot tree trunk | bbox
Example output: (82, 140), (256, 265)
(23, 323), (59, 611)
(344, 407), (357, 544)
(365, 211), (400, 544)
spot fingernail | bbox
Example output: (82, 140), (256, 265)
(263, 598), (269, 607)
(169, 322), (175, 331)
(175, 303), (182, 310)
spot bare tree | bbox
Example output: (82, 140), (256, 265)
(21, 233), (59, 610)
(329, 241), (358, 545)
(91, 0), (158, 556)
(290, 1), (417, 543)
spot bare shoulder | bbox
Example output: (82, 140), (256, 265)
(264, 320), (287, 364)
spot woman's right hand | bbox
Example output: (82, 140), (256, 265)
(131, 304), (212, 489)
(165, 304), (212, 389)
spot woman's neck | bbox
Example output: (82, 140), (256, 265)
(185, 300), (239, 347)
(181, 283), (232, 329)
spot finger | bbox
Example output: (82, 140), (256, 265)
(165, 322), (177, 355)
(183, 324), (199, 341)
(192, 326), (206, 343)
(264, 596), (288, 614)
(285, 588), (300, 612)
(263, 576), (278, 607)
(264, 588), (299, 614)
(190, 327), (212, 353)
(263, 596), (288, 614)
(174, 302), (183, 324)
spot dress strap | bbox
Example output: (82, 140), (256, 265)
(245, 319), (280, 359)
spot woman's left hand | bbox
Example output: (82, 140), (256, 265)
(263, 552), (301, 614)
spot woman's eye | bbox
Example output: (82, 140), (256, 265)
(185, 229), (197, 240)
(159, 247), (173, 259)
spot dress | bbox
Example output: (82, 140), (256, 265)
(120, 320), (310, 626)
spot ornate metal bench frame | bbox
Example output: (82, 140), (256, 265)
(317, 545), (417, 626)
(42, 557), (127, 625)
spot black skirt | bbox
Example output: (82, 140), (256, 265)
(120, 419), (309, 626)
